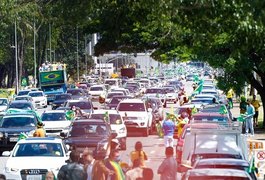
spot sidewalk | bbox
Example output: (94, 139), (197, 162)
(230, 102), (265, 140)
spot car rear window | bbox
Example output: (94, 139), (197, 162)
(1, 116), (35, 128)
(117, 103), (145, 111)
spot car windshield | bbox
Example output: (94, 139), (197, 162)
(42, 113), (66, 121)
(90, 86), (103, 91)
(110, 97), (124, 104)
(70, 124), (108, 137)
(13, 143), (63, 157)
(90, 114), (122, 124)
(29, 92), (43, 97)
(18, 91), (30, 96)
(67, 90), (82, 96)
(1, 116), (35, 128)
(107, 93), (123, 99)
(55, 95), (71, 100)
(69, 102), (91, 109)
(146, 89), (165, 94)
(0, 99), (8, 105)
(191, 99), (213, 104)
(105, 80), (116, 85)
(15, 97), (29, 101)
(117, 103), (145, 111)
(9, 102), (32, 110)
(42, 85), (62, 92)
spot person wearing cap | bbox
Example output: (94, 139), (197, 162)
(33, 122), (46, 137)
(82, 148), (95, 180)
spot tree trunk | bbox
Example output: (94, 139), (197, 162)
(260, 91), (265, 128)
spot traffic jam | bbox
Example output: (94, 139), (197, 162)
(0, 63), (263, 180)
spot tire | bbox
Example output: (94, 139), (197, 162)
(143, 128), (149, 137)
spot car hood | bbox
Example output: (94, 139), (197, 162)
(43, 121), (71, 129)
(32, 97), (45, 101)
(6, 157), (67, 170)
(65, 136), (108, 146)
(118, 111), (148, 117)
(0, 127), (35, 134)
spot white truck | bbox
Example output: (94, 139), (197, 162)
(180, 122), (248, 173)
(116, 99), (154, 137)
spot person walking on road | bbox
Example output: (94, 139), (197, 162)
(130, 141), (148, 167)
(57, 150), (86, 180)
(251, 95), (261, 127)
(157, 147), (177, 180)
(162, 114), (175, 147)
(226, 88), (234, 108)
(245, 100), (255, 136)
(33, 122), (46, 137)
(82, 148), (95, 180)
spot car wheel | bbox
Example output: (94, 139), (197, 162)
(143, 128), (149, 137)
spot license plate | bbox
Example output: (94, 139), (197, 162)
(9, 137), (18, 142)
(26, 175), (42, 180)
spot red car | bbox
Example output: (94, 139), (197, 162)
(176, 123), (220, 172)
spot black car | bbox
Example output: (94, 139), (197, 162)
(8, 100), (35, 110)
(106, 95), (132, 109)
(51, 93), (72, 110)
(0, 113), (38, 152)
(61, 119), (117, 158)
(66, 88), (88, 100)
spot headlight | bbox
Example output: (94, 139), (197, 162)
(5, 167), (19, 173)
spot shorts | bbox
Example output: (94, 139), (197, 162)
(254, 111), (259, 119)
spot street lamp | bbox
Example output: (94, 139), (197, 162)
(11, 20), (19, 93)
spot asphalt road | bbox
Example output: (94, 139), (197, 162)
(0, 81), (192, 179)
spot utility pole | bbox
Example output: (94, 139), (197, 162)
(33, 19), (36, 87)
(76, 27), (79, 81)
(49, 23), (52, 63)
(15, 20), (19, 93)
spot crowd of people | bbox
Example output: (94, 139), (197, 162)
(39, 61), (65, 72)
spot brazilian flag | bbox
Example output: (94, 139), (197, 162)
(40, 70), (63, 84)
(66, 110), (75, 121)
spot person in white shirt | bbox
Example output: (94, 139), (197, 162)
(82, 148), (95, 180)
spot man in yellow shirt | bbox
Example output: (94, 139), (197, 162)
(226, 88), (234, 108)
(251, 95), (261, 127)
(33, 122), (46, 137)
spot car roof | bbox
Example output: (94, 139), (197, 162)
(3, 113), (35, 118)
(18, 137), (62, 144)
(119, 99), (144, 103)
(195, 158), (249, 166)
(28, 91), (43, 94)
(186, 168), (250, 177)
(67, 99), (91, 103)
(10, 100), (31, 104)
(92, 110), (119, 114)
(90, 85), (105, 87)
(42, 110), (66, 114)
(18, 89), (31, 92)
(73, 119), (107, 124)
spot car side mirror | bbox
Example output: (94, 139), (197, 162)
(2, 151), (11, 157)
(111, 132), (118, 139)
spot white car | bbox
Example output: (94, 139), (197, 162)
(105, 91), (124, 104)
(41, 110), (72, 137)
(90, 110), (127, 150)
(117, 99), (153, 137)
(89, 85), (107, 99)
(28, 91), (47, 108)
(2, 137), (69, 179)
